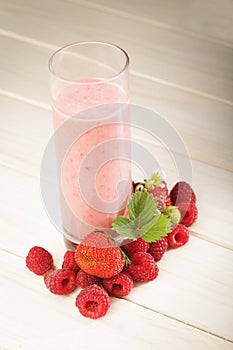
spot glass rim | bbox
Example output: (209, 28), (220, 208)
(48, 41), (130, 84)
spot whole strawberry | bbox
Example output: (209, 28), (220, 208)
(75, 231), (126, 279)
(134, 173), (172, 211)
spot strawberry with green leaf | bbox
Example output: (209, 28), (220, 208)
(75, 191), (171, 280)
(144, 173), (172, 211)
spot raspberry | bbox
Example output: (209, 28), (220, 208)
(76, 270), (102, 288)
(44, 269), (54, 288)
(26, 246), (54, 275)
(167, 224), (189, 248)
(103, 272), (133, 297)
(62, 250), (80, 273)
(121, 237), (149, 259)
(148, 237), (168, 262)
(44, 269), (77, 295)
(126, 252), (159, 282)
(75, 285), (110, 319)
(177, 202), (198, 227)
(170, 181), (196, 205)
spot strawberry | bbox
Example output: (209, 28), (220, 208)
(139, 173), (172, 211)
(75, 231), (126, 279)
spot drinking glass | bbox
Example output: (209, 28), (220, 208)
(48, 41), (131, 248)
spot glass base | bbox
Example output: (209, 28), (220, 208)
(63, 227), (82, 250)
(63, 236), (79, 250)
(63, 227), (130, 250)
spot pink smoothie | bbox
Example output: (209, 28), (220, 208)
(53, 81), (131, 243)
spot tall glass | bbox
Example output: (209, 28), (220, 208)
(49, 41), (131, 248)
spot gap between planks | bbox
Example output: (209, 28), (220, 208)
(125, 298), (233, 344)
(0, 28), (232, 107)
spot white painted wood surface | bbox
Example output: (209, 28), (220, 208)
(0, 0), (233, 103)
(0, 1), (233, 349)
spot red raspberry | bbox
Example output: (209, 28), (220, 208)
(177, 202), (198, 227)
(44, 269), (77, 295)
(26, 246), (53, 275)
(121, 237), (149, 259)
(148, 237), (168, 262)
(62, 250), (80, 274)
(170, 181), (196, 205)
(75, 285), (110, 319)
(126, 252), (159, 282)
(76, 270), (102, 288)
(103, 272), (133, 297)
(167, 224), (189, 248)
(44, 269), (54, 288)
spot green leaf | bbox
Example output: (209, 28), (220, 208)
(112, 216), (136, 239)
(128, 191), (157, 224)
(112, 190), (171, 242)
(141, 214), (171, 243)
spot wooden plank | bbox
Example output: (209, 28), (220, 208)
(0, 0), (232, 102)
(1, 250), (232, 350)
(0, 36), (232, 171)
(81, 0), (233, 46)
(0, 96), (52, 177)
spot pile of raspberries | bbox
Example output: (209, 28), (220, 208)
(26, 181), (197, 319)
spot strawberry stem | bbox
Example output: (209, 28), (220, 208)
(144, 172), (163, 190)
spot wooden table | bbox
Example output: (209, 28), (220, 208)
(0, 1), (233, 349)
